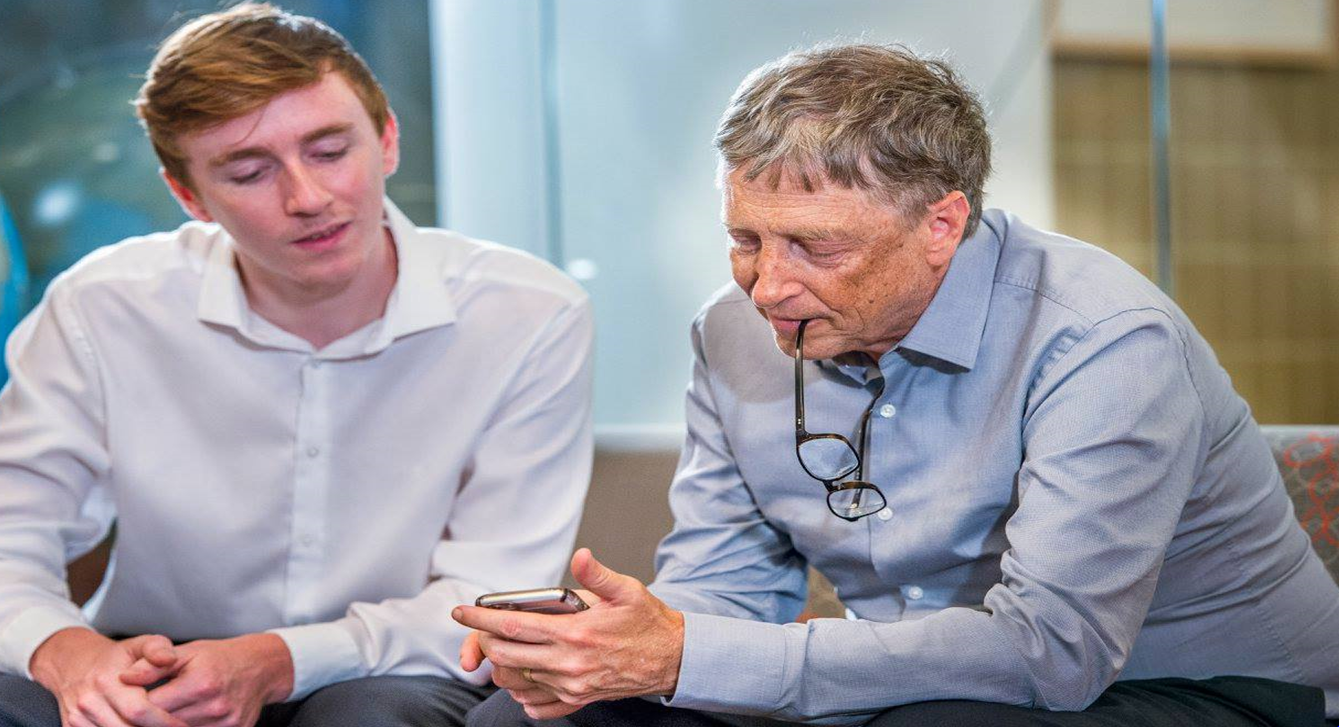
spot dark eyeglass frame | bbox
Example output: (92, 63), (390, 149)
(793, 320), (888, 522)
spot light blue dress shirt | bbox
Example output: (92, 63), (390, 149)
(649, 210), (1339, 725)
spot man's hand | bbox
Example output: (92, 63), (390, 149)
(29, 627), (187, 727)
(118, 633), (293, 727)
(453, 548), (685, 720)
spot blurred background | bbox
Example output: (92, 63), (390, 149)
(4, 0), (1336, 583)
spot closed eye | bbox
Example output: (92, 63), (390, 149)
(228, 165), (269, 185)
(312, 147), (349, 161)
(728, 233), (760, 253)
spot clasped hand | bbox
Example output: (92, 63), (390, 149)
(31, 628), (293, 727)
(453, 548), (685, 721)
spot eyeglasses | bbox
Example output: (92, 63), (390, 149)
(794, 319), (888, 522)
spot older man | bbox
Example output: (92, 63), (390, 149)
(0, 4), (592, 727)
(458, 44), (1339, 726)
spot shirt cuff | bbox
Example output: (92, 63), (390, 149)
(662, 612), (791, 715)
(0, 605), (89, 678)
(268, 620), (368, 700)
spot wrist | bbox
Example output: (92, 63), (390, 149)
(238, 632), (295, 704)
(29, 627), (107, 687)
(660, 610), (685, 697)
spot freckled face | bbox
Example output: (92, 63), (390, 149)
(724, 166), (960, 360)
(164, 71), (399, 301)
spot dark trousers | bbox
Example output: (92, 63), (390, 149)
(466, 676), (1329, 727)
(0, 672), (494, 727)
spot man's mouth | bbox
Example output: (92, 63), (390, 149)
(765, 314), (808, 334)
(292, 221), (351, 246)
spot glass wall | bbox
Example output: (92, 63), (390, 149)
(0, 0), (434, 308)
(435, 0), (1056, 442)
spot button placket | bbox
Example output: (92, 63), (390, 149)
(286, 358), (331, 623)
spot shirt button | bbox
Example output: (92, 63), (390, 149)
(905, 586), (924, 600)
(878, 404), (896, 418)
(877, 508), (893, 521)
(307, 446), (320, 458)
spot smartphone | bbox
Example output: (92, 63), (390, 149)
(475, 587), (590, 615)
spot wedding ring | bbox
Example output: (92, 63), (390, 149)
(522, 667), (535, 683)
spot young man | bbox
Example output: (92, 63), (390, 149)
(459, 44), (1339, 727)
(0, 5), (592, 727)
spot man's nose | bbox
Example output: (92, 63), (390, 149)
(749, 244), (800, 310)
(283, 164), (333, 217)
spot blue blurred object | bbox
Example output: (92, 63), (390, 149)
(0, 191), (32, 387)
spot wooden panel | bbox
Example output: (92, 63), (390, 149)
(1054, 58), (1339, 424)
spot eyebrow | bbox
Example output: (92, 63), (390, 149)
(207, 123), (355, 167)
(724, 223), (856, 244)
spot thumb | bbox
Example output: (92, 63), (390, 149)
(120, 656), (176, 687)
(138, 635), (178, 668)
(570, 548), (638, 602)
(121, 634), (178, 667)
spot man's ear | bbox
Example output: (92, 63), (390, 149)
(923, 191), (970, 268)
(380, 109), (401, 177)
(162, 170), (213, 223)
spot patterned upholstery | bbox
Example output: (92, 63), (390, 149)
(803, 424), (1339, 619)
(1262, 425), (1339, 583)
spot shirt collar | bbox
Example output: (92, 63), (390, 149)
(886, 210), (1004, 372)
(197, 197), (457, 355)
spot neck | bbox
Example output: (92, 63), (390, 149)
(239, 230), (399, 349)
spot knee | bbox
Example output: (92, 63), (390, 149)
(293, 675), (490, 727)
(465, 690), (535, 727)
(867, 699), (1040, 727)
(0, 675), (59, 727)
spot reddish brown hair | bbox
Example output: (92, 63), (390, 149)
(135, 2), (390, 186)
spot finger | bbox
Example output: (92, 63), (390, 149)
(119, 658), (178, 688)
(569, 548), (639, 603)
(571, 588), (602, 607)
(476, 635), (557, 671)
(138, 636), (179, 668)
(144, 675), (210, 714)
(451, 605), (558, 645)
(506, 686), (563, 707)
(491, 665), (554, 691)
(74, 692), (135, 727)
(524, 700), (585, 721)
(459, 630), (486, 672)
(168, 698), (233, 726)
(105, 686), (189, 727)
(120, 635), (179, 669)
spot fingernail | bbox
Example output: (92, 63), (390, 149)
(451, 607), (462, 621)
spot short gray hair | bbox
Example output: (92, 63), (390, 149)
(715, 43), (992, 236)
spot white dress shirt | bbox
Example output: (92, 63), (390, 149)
(0, 199), (593, 699)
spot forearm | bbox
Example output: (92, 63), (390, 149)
(666, 608), (1041, 725)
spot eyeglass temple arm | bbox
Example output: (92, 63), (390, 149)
(853, 376), (886, 481)
(794, 320), (808, 435)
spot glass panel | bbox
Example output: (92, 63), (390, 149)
(0, 1), (434, 310)
(536, 0), (1055, 434)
